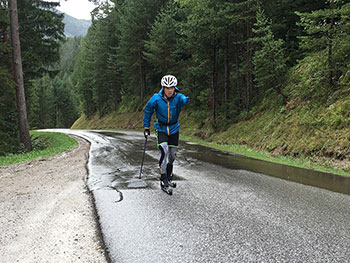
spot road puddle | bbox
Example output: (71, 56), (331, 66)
(182, 141), (350, 195)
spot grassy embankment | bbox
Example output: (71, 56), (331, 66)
(0, 131), (78, 166)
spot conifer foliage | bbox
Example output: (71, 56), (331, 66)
(252, 7), (288, 102)
(296, 0), (350, 88)
(70, 0), (350, 124)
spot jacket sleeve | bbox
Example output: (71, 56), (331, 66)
(179, 93), (190, 108)
(143, 95), (157, 128)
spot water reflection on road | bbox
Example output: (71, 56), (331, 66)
(53, 129), (350, 195)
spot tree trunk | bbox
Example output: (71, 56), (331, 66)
(138, 51), (146, 103)
(273, 79), (288, 103)
(224, 37), (230, 103)
(328, 0), (335, 88)
(9, 0), (32, 152)
(161, 0), (166, 8)
(211, 46), (218, 122)
(234, 49), (243, 110)
(56, 105), (59, 127)
(245, 19), (253, 111)
(2, 31), (9, 42)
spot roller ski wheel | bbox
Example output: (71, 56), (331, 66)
(160, 183), (173, 195)
(169, 181), (177, 188)
(162, 187), (173, 195)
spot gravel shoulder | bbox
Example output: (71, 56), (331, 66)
(0, 137), (107, 263)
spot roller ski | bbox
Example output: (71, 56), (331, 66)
(161, 183), (173, 195)
(160, 174), (173, 195)
(169, 180), (177, 188)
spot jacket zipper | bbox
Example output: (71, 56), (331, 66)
(167, 100), (170, 135)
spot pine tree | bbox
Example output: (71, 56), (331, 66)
(71, 35), (97, 118)
(0, 0), (21, 155)
(17, 0), (65, 81)
(296, 0), (350, 88)
(51, 74), (79, 127)
(263, 0), (327, 64)
(30, 75), (54, 129)
(17, 0), (65, 125)
(72, 8), (121, 117)
(252, 7), (288, 103)
(117, 0), (162, 103)
(144, 2), (186, 77)
(91, 12), (121, 116)
(9, 0), (32, 152)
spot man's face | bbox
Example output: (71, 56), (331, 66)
(163, 86), (175, 98)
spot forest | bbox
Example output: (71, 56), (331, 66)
(1, 0), (350, 170)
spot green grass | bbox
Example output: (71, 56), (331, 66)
(0, 131), (78, 166)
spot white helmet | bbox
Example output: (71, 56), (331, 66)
(161, 75), (177, 87)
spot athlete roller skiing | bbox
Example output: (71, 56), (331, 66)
(143, 75), (190, 195)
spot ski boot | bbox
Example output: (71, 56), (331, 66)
(167, 163), (177, 188)
(160, 173), (172, 195)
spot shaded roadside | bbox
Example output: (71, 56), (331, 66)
(0, 138), (107, 263)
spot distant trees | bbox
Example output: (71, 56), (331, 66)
(72, 8), (121, 118)
(30, 37), (80, 129)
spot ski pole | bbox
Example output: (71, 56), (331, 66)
(139, 136), (148, 179)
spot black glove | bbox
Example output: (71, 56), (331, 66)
(144, 128), (150, 138)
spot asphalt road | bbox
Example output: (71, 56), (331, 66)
(54, 130), (350, 263)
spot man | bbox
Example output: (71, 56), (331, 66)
(143, 75), (190, 193)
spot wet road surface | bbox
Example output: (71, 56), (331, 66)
(49, 130), (350, 262)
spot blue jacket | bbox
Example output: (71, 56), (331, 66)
(144, 88), (190, 135)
